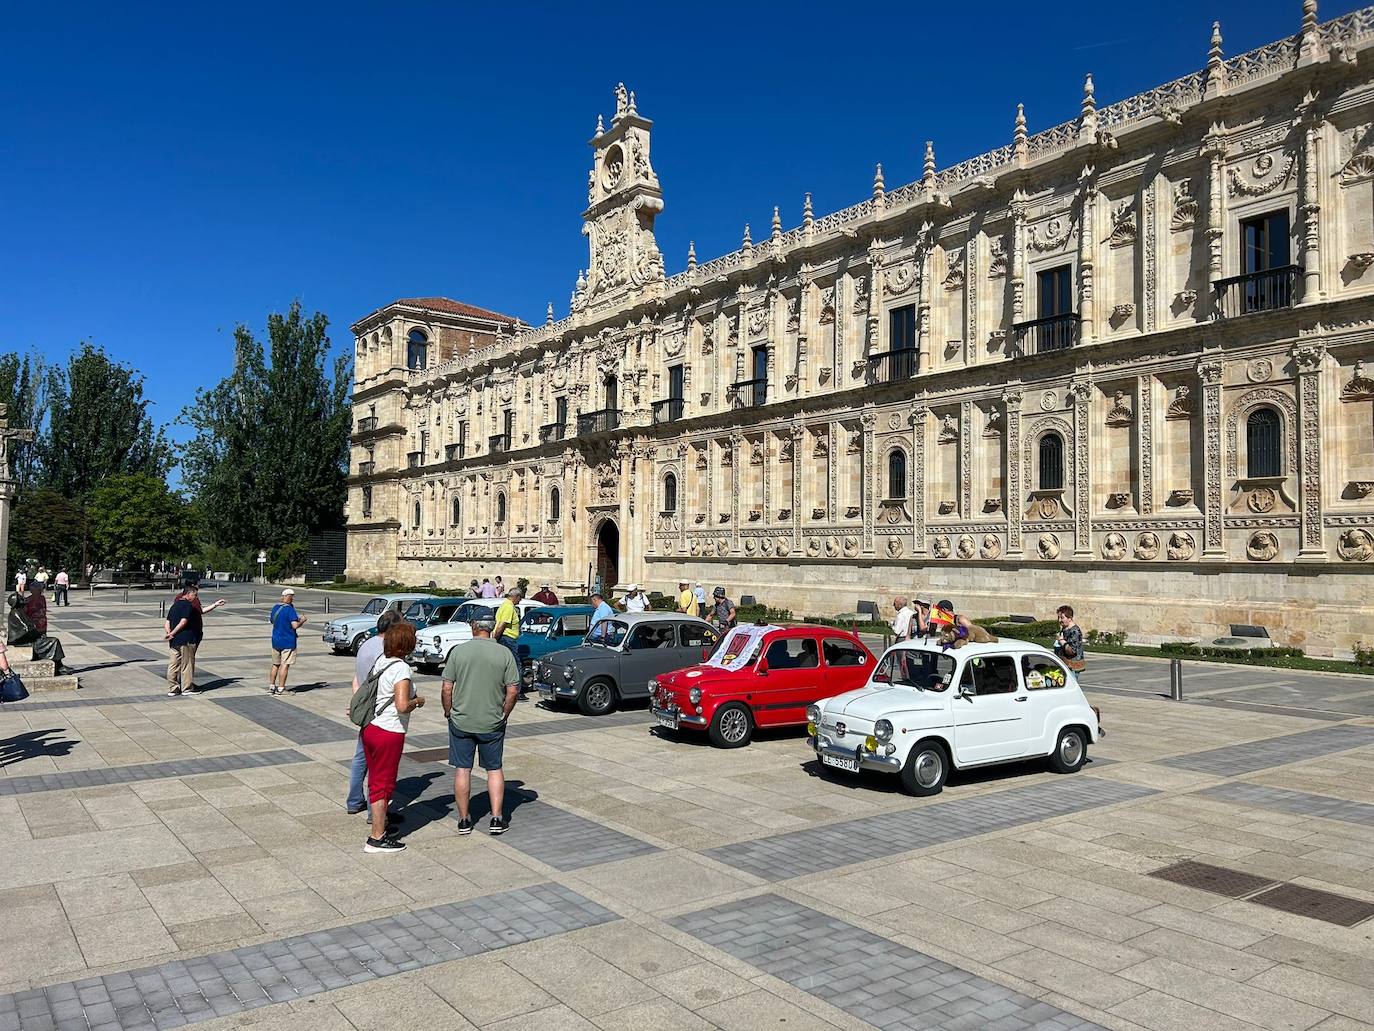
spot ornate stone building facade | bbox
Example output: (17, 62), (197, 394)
(348, 6), (1374, 655)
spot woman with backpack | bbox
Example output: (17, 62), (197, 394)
(357, 621), (425, 854)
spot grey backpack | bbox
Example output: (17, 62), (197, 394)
(350, 660), (401, 728)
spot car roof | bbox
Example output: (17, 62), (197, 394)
(608, 611), (714, 626)
(526, 604), (595, 616)
(456, 597), (544, 609)
(377, 593), (430, 602)
(406, 596), (444, 605)
(891, 638), (1055, 658)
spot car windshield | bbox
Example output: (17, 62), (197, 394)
(452, 602), (490, 623)
(875, 649), (955, 692)
(404, 602), (428, 620)
(586, 619), (629, 648)
(362, 598), (385, 616)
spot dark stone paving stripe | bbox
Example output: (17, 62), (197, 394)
(703, 776), (1156, 881)
(66, 629), (123, 643)
(0, 749), (308, 796)
(1152, 724), (1374, 776)
(1197, 782), (1374, 827)
(0, 694), (160, 711)
(101, 643), (164, 662)
(404, 708), (649, 752)
(671, 894), (1104, 1031)
(0, 882), (617, 1030)
(209, 694), (355, 745)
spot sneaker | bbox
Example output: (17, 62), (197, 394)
(345, 804), (367, 816)
(488, 816), (507, 836)
(363, 836), (406, 854)
(185, 686), (199, 694)
(456, 817), (473, 835)
(166, 687), (182, 696)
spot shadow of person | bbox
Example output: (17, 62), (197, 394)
(0, 729), (79, 768)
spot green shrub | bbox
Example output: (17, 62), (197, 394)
(265, 540), (307, 581)
(1355, 641), (1374, 668)
(1162, 642), (1303, 659)
(985, 619), (1060, 639)
(737, 603), (793, 623)
(1087, 629), (1127, 647)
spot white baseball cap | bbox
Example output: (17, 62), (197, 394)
(281, 588), (295, 596)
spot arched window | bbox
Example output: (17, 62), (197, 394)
(1038, 433), (1065, 491)
(1247, 407), (1282, 477)
(412, 500), (421, 528)
(496, 492), (507, 524)
(451, 496), (461, 526)
(887, 450), (907, 500)
(663, 472), (678, 514)
(406, 329), (428, 371)
(549, 486), (561, 522)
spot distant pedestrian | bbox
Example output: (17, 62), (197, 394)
(1054, 604), (1085, 671)
(493, 585), (524, 696)
(619, 584), (649, 612)
(268, 588), (307, 694)
(709, 587), (737, 630)
(466, 579), (481, 598)
(164, 583), (203, 695)
(493, 575), (506, 598)
(14, 570), (25, 594)
(53, 569), (71, 607)
(361, 621), (425, 853)
(441, 614), (519, 835)
(677, 580), (699, 617)
(34, 567), (49, 585)
(891, 597), (915, 641)
(589, 590), (614, 641)
(531, 582), (559, 605)
(479, 577), (497, 599)
(693, 582), (707, 609)
(911, 596), (933, 637)
(347, 608), (403, 817)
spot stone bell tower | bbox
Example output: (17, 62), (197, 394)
(573, 84), (665, 313)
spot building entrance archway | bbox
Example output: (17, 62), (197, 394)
(595, 519), (620, 594)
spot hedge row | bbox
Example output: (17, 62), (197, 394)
(1160, 642), (1304, 659)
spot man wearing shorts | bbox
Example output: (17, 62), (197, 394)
(268, 588), (306, 695)
(441, 614), (520, 836)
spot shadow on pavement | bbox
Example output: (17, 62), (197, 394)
(0, 729), (79, 768)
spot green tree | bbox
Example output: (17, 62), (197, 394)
(0, 351), (59, 491)
(180, 301), (351, 550)
(88, 473), (200, 567)
(8, 487), (85, 573)
(44, 343), (172, 499)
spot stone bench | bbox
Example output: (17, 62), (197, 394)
(3, 645), (79, 692)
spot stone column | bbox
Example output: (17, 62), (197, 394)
(1203, 127), (1228, 317)
(1299, 103), (1325, 302)
(861, 409), (877, 554)
(1070, 380), (1093, 557)
(1199, 359), (1226, 558)
(1077, 168), (1097, 344)
(1138, 375), (1155, 514)
(729, 432), (742, 553)
(790, 424), (805, 554)
(1294, 343), (1327, 558)
(1011, 190), (1028, 322)
(910, 404), (927, 556)
(1004, 389), (1023, 556)
(964, 230), (980, 367)
(959, 400), (973, 519)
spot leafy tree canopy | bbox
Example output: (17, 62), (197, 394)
(9, 487), (85, 573)
(88, 473), (200, 567)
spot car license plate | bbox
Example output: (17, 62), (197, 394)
(654, 712), (679, 730)
(536, 683), (554, 700)
(821, 753), (859, 773)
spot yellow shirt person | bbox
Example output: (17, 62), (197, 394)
(494, 598), (520, 640)
(677, 585), (699, 617)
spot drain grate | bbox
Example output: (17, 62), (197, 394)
(405, 747), (450, 763)
(1251, 883), (1374, 927)
(1150, 860), (1278, 898)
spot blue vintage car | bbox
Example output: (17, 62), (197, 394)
(515, 605), (597, 683)
(402, 596), (466, 631)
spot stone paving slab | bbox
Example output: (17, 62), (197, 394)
(0, 882), (617, 1031)
(0, 695), (161, 712)
(404, 708), (649, 751)
(1197, 782), (1374, 827)
(671, 893), (1105, 1031)
(704, 776), (1156, 881)
(209, 695), (355, 745)
(0, 749), (310, 796)
(487, 799), (662, 871)
(1152, 724), (1374, 776)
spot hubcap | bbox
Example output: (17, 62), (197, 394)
(587, 684), (610, 711)
(915, 749), (943, 788)
(1061, 733), (1083, 766)
(720, 709), (748, 742)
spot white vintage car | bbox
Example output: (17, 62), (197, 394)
(409, 598), (545, 672)
(807, 638), (1102, 795)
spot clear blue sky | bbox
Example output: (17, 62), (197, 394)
(1, 0), (1338, 462)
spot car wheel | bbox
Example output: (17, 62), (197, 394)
(578, 679), (617, 716)
(1049, 727), (1087, 774)
(708, 703), (753, 748)
(899, 739), (949, 796)
(350, 634), (368, 656)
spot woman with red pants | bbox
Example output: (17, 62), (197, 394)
(361, 621), (425, 853)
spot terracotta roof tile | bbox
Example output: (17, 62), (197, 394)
(395, 297), (520, 324)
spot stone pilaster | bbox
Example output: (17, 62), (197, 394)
(1077, 168), (1097, 344)
(1011, 190), (1028, 321)
(1199, 358), (1226, 558)
(1004, 389), (1023, 556)
(1070, 380), (1093, 557)
(1299, 104), (1325, 302)
(1203, 125), (1227, 316)
(959, 400), (973, 519)
(911, 404), (927, 556)
(790, 424), (805, 554)
(1294, 343), (1327, 558)
(861, 408), (877, 554)
(729, 432), (742, 552)
(827, 421), (839, 523)
(1138, 375), (1155, 514)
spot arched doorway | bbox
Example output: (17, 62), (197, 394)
(595, 519), (620, 595)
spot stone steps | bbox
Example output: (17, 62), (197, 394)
(3, 646), (79, 692)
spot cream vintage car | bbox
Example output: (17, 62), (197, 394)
(807, 638), (1102, 795)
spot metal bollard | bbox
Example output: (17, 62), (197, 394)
(123, 587), (129, 603)
(252, 590), (257, 604)
(1169, 658), (1184, 701)
(324, 596), (330, 614)
(159, 600), (166, 619)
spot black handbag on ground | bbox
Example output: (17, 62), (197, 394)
(0, 671), (29, 703)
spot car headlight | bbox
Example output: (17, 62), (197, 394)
(874, 719), (894, 743)
(563, 668), (574, 681)
(432, 636), (441, 648)
(806, 703), (821, 724)
(649, 678), (659, 693)
(689, 687), (702, 705)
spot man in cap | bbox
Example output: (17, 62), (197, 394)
(677, 580), (699, 617)
(619, 584), (649, 612)
(709, 587), (737, 630)
(532, 582), (559, 605)
(268, 588), (306, 695)
(442, 613), (520, 836)
(493, 585), (525, 696)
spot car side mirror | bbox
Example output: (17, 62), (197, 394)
(757, 658), (770, 675)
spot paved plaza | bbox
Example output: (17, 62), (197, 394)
(1, 586), (1372, 1030)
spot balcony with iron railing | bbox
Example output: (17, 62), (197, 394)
(652, 398), (685, 424)
(576, 408), (620, 435)
(539, 421), (568, 444)
(1213, 265), (1299, 319)
(445, 443), (463, 462)
(355, 416), (377, 433)
(407, 451), (421, 469)
(357, 460), (375, 477)
(488, 433), (510, 454)
(1011, 313), (1079, 356)
(733, 378), (768, 408)
(866, 348), (920, 384)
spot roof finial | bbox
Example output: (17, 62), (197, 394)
(771, 205), (782, 242)
(1081, 74), (1096, 122)
(1205, 21), (1226, 96)
(1302, 0), (1318, 36)
(575, 268), (587, 292)
(742, 223), (752, 249)
(546, 302), (555, 325)
(595, 113), (605, 135)
(872, 162), (885, 202)
(922, 141), (936, 184)
(687, 240), (697, 269)
(1209, 21), (1224, 68)
(1013, 103), (1028, 162)
(628, 89), (638, 115)
(802, 192), (814, 230)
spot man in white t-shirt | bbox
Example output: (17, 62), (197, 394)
(620, 585), (649, 612)
(891, 597), (915, 641)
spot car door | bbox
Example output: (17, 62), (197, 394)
(949, 654), (1031, 765)
(619, 622), (677, 699)
(756, 635), (822, 727)
(677, 621), (720, 666)
(1019, 652), (1072, 754)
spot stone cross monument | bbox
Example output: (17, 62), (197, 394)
(0, 404), (36, 598)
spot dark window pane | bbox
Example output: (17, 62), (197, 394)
(887, 450), (906, 499)
(889, 305), (916, 351)
(669, 365), (684, 400)
(1246, 408), (1283, 477)
(1038, 266), (1072, 317)
(1039, 433), (1064, 490)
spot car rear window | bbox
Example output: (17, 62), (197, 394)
(679, 623), (718, 649)
(1022, 654), (1068, 690)
(960, 655), (1020, 695)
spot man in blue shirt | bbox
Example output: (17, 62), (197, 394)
(589, 590), (615, 642)
(268, 588), (307, 695)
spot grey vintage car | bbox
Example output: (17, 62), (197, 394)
(533, 612), (720, 716)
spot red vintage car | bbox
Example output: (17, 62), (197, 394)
(649, 623), (876, 747)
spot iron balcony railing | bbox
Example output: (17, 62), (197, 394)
(445, 443), (463, 462)
(488, 433), (510, 454)
(867, 347), (919, 383)
(406, 451), (421, 469)
(539, 422), (567, 444)
(355, 416), (377, 433)
(1011, 312), (1079, 355)
(1213, 265), (1299, 319)
(357, 461), (375, 476)
(652, 398), (685, 424)
(733, 378), (768, 408)
(577, 408), (620, 435)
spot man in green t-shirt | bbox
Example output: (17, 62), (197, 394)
(441, 614), (520, 835)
